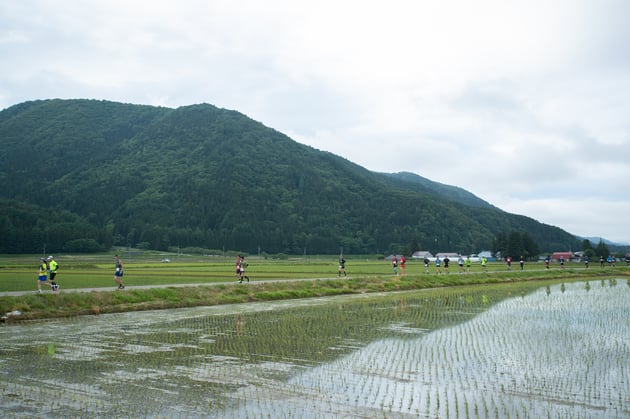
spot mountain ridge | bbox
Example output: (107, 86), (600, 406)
(0, 99), (581, 255)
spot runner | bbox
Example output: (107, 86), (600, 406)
(36, 257), (52, 294)
(47, 256), (59, 292)
(114, 255), (125, 289)
(240, 256), (250, 283)
(338, 256), (347, 278)
(236, 255), (243, 283)
(435, 256), (442, 274)
(399, 255), (407, 276)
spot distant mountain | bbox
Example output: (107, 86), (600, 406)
(0, 99), (581, 255)
(384, 172), (497, 209)
(583, 237), (629, 247)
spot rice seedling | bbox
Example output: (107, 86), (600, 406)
(0, 279), (628, 417)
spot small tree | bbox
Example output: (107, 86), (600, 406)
(408, 238), (420, 255)
(595, 239), (610, 258)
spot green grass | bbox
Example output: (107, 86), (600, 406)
(1, 253), (629, 321)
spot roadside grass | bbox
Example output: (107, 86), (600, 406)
(1, 253), (628, 321)
(1, 254), (380, 291)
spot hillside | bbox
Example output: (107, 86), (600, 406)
(0, 99), (580, 255)
(384, 172), (497, 209)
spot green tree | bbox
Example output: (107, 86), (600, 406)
(408, 238), (420, 255)
(493, 231), (539, 260)
(595, 240), (610, 258)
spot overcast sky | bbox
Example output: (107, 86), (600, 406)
(2, 0), (629, 244)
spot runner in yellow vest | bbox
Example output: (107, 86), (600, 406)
(37, 258), (52, 293)
(48, 256), (59, 292)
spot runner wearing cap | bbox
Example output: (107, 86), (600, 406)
(48, 256), (59, 292)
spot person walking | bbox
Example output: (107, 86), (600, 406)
(114, 255), (125, 289)
(443, 256), (450, 274)
(519, 256), (525, 270)
(338, 256), (347, 278)
(457, 256), (464, 273)
(47, 256), (59, 292)
(423, 256), (430, 274)
(465, 256), (472, 273)
(481, 256), (488, 272)
(399, 255), (407, 276)
(506, 256), (512, 271)
(392, 256), (398, 275)
(36, 257), (52, 293)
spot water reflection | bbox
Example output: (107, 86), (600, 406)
(0, 280), (628, 418)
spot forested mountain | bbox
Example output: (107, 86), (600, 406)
(384, 172), (497, 209)
(0, 99), (580, 255)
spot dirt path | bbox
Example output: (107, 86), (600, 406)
(0, 276), (344, 297)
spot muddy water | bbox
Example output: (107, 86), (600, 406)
(1, 280), (628, 418)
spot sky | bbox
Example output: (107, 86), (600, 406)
(1, 0), (629, 244)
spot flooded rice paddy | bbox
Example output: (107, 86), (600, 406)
(1, 279), (628, 418)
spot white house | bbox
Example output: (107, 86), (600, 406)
(435, 252), (460, 260)
(411, 251), (433, 260)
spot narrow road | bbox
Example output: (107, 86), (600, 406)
(0, 276), (346, 297)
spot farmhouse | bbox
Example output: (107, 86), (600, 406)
(411, 251), (433, 259)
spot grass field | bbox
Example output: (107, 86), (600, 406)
(1, 252), (628, 321)
(0, 253), (400, 292)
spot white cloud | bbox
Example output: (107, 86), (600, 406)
(1, 0), (629, 243)
(499, 197), (630, 244)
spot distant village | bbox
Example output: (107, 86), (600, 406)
(401, 251), (630, 265)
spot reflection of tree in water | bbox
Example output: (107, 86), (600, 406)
(397, 298), (406, 312)
(236, 316), (244, 336)
(543, 280), (621, 296)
